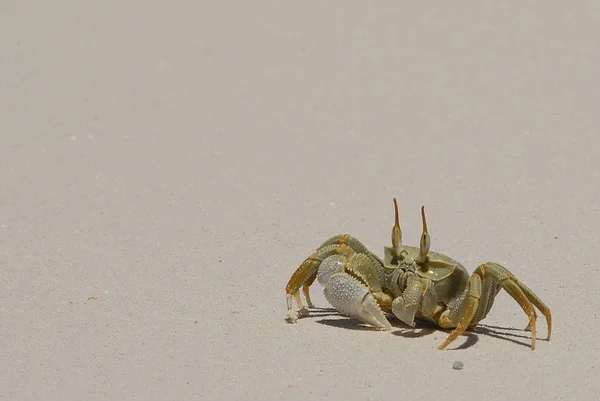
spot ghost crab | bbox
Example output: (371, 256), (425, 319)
(285, 199), (552, 350)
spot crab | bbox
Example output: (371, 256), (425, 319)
(285, 199), (552, 350)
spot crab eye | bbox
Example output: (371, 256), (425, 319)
(420, 231), (430, 257)
(391, 198), (403, 252)
(418, 205), (430, 260)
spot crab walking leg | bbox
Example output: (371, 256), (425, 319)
(285, 244), (342, 321)
(469, 262), (551, 348)
(518, 280), (552, 339)
(320, 234), (372, 255)
(286, 234), (385, 322)
(524, 309), (538, 333)
(324, 272), (391, 329)
(437, 274), (482, 350)
(320, 234), (387, 279)
(302, 272), (318, 309)
(320, 234), (387, 278)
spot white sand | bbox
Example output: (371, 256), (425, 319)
(2, 2), (598, 400)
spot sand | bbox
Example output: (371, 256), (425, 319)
(2, 2), (599, 400)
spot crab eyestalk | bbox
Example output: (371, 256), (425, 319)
(391, 198), (403, 253)
(416, 205), (430, 264)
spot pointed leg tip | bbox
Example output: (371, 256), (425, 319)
(437, 337), (453, 350)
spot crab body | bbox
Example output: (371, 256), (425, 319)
(382, 246), (471, 326)
(285, 199), (552, 350)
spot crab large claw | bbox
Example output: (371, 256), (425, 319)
(324, 273), (392, 329)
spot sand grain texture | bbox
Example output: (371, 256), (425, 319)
(1, 2), (599, 400)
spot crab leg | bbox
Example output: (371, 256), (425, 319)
(437, 262), (552, 350)
(285, 234), (384, 322)
(512, 279), (552, 340)
(437, 274), (482, 350)
(285, 243), (341, 321)
(474, 263), (552, 342)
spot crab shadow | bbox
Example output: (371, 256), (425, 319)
(474, 324), (543, 349)
(309, 308), (377, 331)
(390, 320), (480, 350)
(308, 308), (540, 350)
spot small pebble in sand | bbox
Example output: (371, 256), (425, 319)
(452, 361), (464, 370)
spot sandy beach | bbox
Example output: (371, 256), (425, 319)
(2, 2), (599, 400)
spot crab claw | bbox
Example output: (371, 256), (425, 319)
(324, 273), (391, 329)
